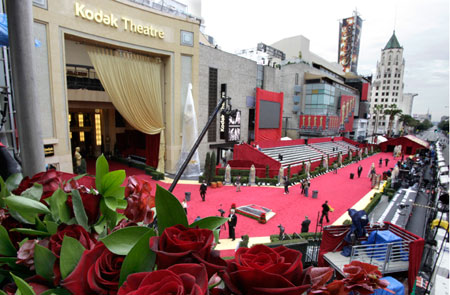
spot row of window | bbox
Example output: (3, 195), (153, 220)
(375, 92), (399, 97)
(305, 94), (335, 105)
(373, 98), (398, 103)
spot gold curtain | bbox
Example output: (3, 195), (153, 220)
(87, 47), (165, 172)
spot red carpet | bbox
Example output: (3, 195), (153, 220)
(98, 153), (398, 243)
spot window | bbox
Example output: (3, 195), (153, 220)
(180, 30), (194, 46)
(376, 86), (379, 90)
(295, 73), (299, 85)
(375, 92), (378, 96)
(375, 99), (378, 102)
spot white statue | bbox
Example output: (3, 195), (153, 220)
(250, 165), (256, 185)
(225, 164), (232, 184)
(278, 167), (285, 185)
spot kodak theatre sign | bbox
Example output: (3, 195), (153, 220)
(74, 2), (165, 39)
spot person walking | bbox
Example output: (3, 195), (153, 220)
(379, 157), (383, 168)
(228, 209), (238, 241)
(385, 158), (389, 167)
(200, 180), (207, 201)
(284, 176), (290, 194)
(304, 179), (310, 197)
(300, 179), (305, 194)
(320, 201), (330, 224)
(235, 176), (241, 192)
(357, 165), (363, 178)
(301, 216), (311, 233)
(182, 199), (188, 215)
(333, 162), (338, 174)
(278, 153), (283, 162)
(368, 163), (376, 178)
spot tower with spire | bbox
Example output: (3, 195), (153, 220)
(367, 31), (410, 137)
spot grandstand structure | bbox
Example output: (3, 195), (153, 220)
(230, 137), (361, 177)
(261, 140), (359, 169)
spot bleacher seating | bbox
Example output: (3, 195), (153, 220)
(261, 145), (323, 168)
(310, 141), (357, 157)
(260, 141), (358, 168)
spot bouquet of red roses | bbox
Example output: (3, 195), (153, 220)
(0, 155), (388, 295)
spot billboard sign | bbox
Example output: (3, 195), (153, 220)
(338, 15), (363, 73)
(226, 110), (241, 142)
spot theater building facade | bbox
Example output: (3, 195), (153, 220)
(30, 0), (200, 173)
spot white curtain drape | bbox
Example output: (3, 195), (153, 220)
(87, 47), (165, 171)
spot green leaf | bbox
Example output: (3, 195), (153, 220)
(0, 257), (17, 264)
(10, 228), (51, 236)
(21, 183), (43, 201)
(5, 173), (23, 193)
(0, 177), (8, 207)
(93, 216), (106, 235)
(60, 236), (85, 279)
(45, 221), (58, 235)
(155, 185), (188, 234)
(35, 216), (47, 232)
(71, 190), (89, 231)
(7, 208), (35, 224)
(189, 216), (228, 231)
(103, 186), (125, 199)
(100, 226), (152, 255)
(0, 288), (6, 295)
(0, 225), (18, 256)
(46, 189), (70, 223)
(34, 244), (56, 281)
(101, 170), (126, 197)
(40, 289), (71, 295)
(104, 197), (118, 211)
(119, 229), (156, 286)
(5, 195), (50, 215)
(95, 155), (109, 193)
(100, 199), (118, 230)
(116, 199), (128, 210)
(10, 272), (36, 295)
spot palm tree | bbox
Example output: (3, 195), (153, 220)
(384, 104), (403, 137)
(373, 104), (384, 136)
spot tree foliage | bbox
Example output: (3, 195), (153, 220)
(438, 119), (449, 132)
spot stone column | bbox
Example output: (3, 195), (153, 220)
(7, 0), (45, 176)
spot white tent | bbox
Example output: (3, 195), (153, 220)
(176, 83), (201, 177)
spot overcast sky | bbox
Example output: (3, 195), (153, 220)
(200, 0), (449, 121)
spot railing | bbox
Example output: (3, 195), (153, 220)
(304, 239), (321, 266)
(350, 241), (410, 273)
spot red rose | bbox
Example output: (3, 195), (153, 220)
(118, 263), (208, 295)
(343, 261), (388, 295)
(49, 224), (97, 285)
(3, 275), (51, 295)
(49, 224), (97, 258)
(13, 170), (62, 200)
(62, 242), (124, 295)
(149, 224), (227, 278)
(124, 176), (155, 224)
(221, 244), (309, 295)
(64, 178), (100, 225)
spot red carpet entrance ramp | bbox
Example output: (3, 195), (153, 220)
(129, 153), (397, 243)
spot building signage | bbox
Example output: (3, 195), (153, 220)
(75, 2), (165, 39)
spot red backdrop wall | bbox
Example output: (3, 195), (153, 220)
(255, 88), (284, 143)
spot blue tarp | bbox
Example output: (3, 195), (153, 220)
(361, 230), (408, 261)
(0, 14), (7, 46)
(372, 276), (405, 295)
